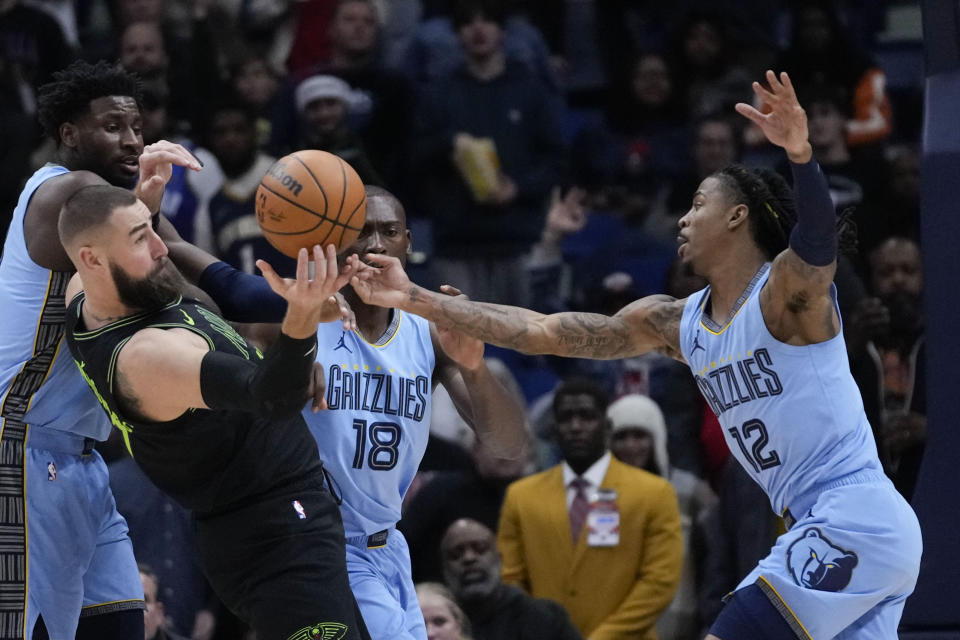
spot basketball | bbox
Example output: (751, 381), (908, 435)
(255, 149), (367, 258)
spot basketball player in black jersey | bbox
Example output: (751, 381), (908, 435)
(59, 184), (371, 640)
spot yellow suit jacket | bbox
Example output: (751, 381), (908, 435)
(498, 456), (683, 640)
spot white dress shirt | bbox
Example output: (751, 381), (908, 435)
(562, 451), (611, 509)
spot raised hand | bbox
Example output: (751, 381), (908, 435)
(258, 245), (356, 337)
(346, 253), (413, 309)
(435, 285), (484, 371)
(134, 140), (203, 214)
(735, 70), (812, 162)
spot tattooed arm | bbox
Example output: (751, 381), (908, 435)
(348, 254), (688, 362)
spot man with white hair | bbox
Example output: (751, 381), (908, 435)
(608, 394), (716, 640)
(294, 74), (383, 185)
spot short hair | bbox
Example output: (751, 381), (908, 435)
(552, 378), (611, 418)
(58, 185), (139, 250)
(333, 0), (378, 20)
(453, 0), (507, 29)
(37, 60), (142, 144)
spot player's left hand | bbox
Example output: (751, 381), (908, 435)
(306, 361), (328, 412)
(134, 140), (203, 214)
(435, 284), (485, 371)
(735, 70), (812, 162)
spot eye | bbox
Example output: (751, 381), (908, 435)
(810, 551), (818, 560)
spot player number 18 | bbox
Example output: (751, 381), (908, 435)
(352, 419), (402, 471)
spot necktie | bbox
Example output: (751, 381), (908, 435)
(569, 477), (590, 542)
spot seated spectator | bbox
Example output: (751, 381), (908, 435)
(293, 74), (383, 184)
(141, 565), (190, 640)
(776, 83), (885, 216)
(668, 11), (753, 121)
(607, 395), (716, 640)
(417, 582), (472, 640)
(498, 378), (683, 639)
(293, 0), (415, 189)
(401, 437), (529, 584)
(191, 99), (291, 274)
(848, 237), (926, 500)
(441, 519), (582, 640)
(228, 51), (288, 152)
(775, 0), (892, 147)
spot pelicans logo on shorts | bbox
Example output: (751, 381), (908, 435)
(786, 527), (859, 591)
(287, 622), (348, 640)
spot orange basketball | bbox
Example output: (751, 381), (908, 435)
(255, 150), (366, 258)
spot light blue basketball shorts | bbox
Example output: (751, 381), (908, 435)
(735, 471), (922, 640)
(345, 528), (426, 640)
(18, 429), (143, 638)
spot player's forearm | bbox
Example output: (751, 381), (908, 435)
(459, 363), (528, 459)
(401, 286), (632, 359)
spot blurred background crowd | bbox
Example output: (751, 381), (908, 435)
(0, 0), (927, 638)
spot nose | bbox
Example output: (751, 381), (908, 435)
(150, 229), (168, 259)
(120, 125), (140, 149)
(365, 230), (387, 254)
(677, 212), (690, 229)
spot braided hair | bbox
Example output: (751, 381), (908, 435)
(713, 164), (859, 260)
(37, 60), (142, 145)
(715, 165), (796, 260)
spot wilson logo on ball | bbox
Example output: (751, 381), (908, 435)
(267, 162), (304, 197)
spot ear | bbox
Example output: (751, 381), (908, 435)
(727, 204), (749, 231)
(60, 122), (79, 150)
(77, 245), (106, 273)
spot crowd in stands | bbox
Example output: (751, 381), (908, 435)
(1, 0), (925, 638)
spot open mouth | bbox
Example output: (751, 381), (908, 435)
(119, 156), (139, 174)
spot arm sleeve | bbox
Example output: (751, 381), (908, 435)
(788, 159), (837, 266)
(199, 332), (315, 418)
(197, 261), (287, 323)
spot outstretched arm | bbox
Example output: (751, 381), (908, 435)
(114, 246), (355, 422)
(736, 71), (840, 345)
(430, 286), (529, 460)
(348, 254), (687, 362)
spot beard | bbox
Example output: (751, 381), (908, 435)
(110, 257), (187, 312)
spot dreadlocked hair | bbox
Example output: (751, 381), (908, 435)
(37, 60), (142, 144)
(715, 164), (796, 260)
(835, 206), (859, 258)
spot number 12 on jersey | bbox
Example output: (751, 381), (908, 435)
(352, 419), (402, 471)
(728, 418), (782, 473)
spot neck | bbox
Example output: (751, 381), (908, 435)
(566, 451), (604, 476)
(80, 290), (136, 330)
(466, 50), (505, 82)
(703, 246), (768, 324)
(343, 287), (393, 341)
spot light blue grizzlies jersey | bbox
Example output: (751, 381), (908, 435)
(679, 264), (882, 516)
(0, 165), (111, 441)
(305, 311), (435, 538)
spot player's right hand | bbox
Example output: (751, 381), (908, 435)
(346, 253), (411, 309)
(259, 245), (356, 337)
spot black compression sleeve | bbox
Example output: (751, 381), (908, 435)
(199, 332), (317, 418)
(788, 159), (837, 266)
